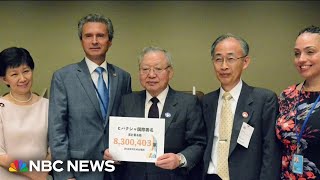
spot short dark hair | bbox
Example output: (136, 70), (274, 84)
(78, 13), (114, 41)
(298, 25), (320, 36)
(0, 47), (35, 77)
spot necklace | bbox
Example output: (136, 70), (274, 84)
(9, 91), (33, 103)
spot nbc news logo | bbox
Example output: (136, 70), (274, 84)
(9, 160), (28, 172)
(8, 159), (115, 173)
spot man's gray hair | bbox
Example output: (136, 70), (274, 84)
(210, 33), (249, 58)
(78, 13), (114, 41)
(138, 46), (173, 67)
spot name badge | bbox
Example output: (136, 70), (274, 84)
(237, 122), (254, 148)
(292, 154), (303, 174)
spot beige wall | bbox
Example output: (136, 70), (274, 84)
(0, 1), (319, 96)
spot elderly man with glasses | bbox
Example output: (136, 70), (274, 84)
(104, 46), (206, 180)
(202, 34), (281, 180)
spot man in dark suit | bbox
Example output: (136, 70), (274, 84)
(202, 34), (281, 180)
(104, 46), (206, 180)
(49, 13), (131, 180)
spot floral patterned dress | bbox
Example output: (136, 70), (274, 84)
(276, 84), (320, 180)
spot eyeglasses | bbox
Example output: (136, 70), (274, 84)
(139, 66), (171, 75)
(212, 55), (247, 65)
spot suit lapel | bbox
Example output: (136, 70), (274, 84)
(203, 90), (219, 152)
(229, 82), (254, 156)
(137, 91), (147, 117)
(106, 63), (118, 124)
(76, 60), (103, 120)
(161, 88), (177, 133)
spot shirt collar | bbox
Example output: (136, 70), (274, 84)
(146, 86), (169, 105)
(85, 57), (108, 74)
(219, 79), (242, 102)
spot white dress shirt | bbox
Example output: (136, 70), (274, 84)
(85, 57), (109, 88)
(207, 80), (243, 174)
(144, 86), (169, 118)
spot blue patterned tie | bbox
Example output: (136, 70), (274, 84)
(95, 67), (109, 122)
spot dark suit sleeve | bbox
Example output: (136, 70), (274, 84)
(118, 95), (126, 117)
(180, 96), (207, 170)
(260, 92), (281, 180)
(48, 72), (74, 179)
(118, 73), (131, 117)
(126, 74), (132, 94)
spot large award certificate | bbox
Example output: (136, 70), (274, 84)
(109, 116), (165, 163)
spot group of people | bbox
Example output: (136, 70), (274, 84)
(0, 13), (319, 180)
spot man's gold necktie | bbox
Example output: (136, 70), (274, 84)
(217, 92), (233, 180)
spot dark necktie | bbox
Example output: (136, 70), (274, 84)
(95, 67), (109, 122)
(148, 97), (159, 118)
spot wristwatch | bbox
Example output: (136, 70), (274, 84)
(177, 153), (186, 167)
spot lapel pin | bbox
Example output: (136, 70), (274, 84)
(165, 112), (171, 118)
(242, 112), (249, 118)
(113, 73), (117, 77)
